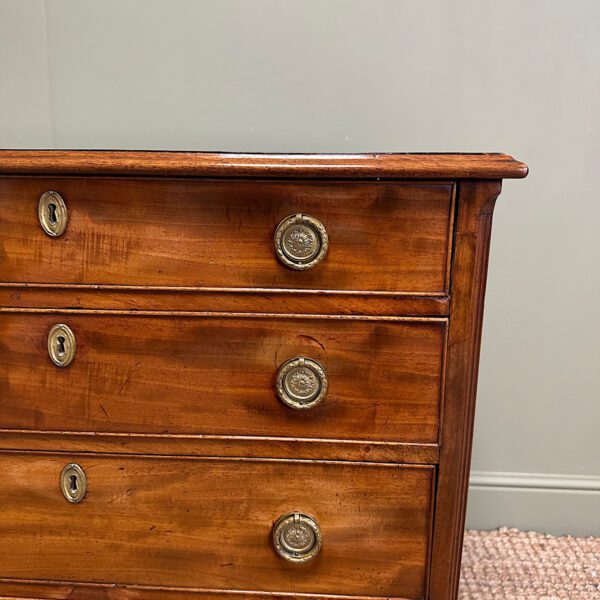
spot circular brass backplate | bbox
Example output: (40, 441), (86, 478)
(47, 323), (76, 368)
(274, 214), (329, 270)
(272, 512), (322, 563)
(38, 191), (68, 237)
(60, 463), (87, 504)
(276, 357), (328, 410)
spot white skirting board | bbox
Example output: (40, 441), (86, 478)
(466, 471), (600, 537)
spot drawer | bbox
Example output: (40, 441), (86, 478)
(0, 453), (433, 598)
(0, 177), (454, 294)
(0, 313), (445, 445)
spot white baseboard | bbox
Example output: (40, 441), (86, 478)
(466, 471), (600, 537)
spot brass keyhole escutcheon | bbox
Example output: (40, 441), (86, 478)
(60, 464), (87, 503)
(38, 191), (68, 237)
(274, 214), (329, 270)
(276, 357), (328, 410)
(47, 324), (76, 367)
(272, 512), (322, 563)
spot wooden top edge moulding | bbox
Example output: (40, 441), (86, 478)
(0, 150), (528, 179)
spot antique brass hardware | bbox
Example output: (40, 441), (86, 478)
(274, 214), (329, 270)
(272, 512), (322, 563)
(38, 191), (68, 237)
(47, 324), (76, 367)
(60, 463), (87, 503)
(276, 356), (328, 410)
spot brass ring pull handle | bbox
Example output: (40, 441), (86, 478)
(60, 463), (87, 503)
(276, 357), (328, 410)
(48, 324), (76, 368)
(272, 512), (322, 563)
(39, 191), (68, 237)
(274, 214), (329, 270)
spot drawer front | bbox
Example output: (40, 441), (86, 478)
(0, 313), (445, 444)
(0, 177), (454, 293)
(0, 454), (433, 598)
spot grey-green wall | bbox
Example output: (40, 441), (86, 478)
(2, 0), (599, 535)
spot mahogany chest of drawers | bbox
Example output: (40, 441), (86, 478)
(0, 151), (527, 600)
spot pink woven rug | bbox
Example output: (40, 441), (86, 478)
(459, 528), (600, 599)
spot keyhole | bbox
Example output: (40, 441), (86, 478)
(47, 202), (58, 225)
(61, 464), (86, 503)
(56, 335), (66, 357)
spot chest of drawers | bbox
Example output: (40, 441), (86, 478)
(0, 151), (527, 600)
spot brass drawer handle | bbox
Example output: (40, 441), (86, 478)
(276, 357), (328, 410)
(47, 324), (76, 367)
(60, 463), (87, 503)
(39, 191), (68, 237)
(274, 214), (329, 270)
(273, 512), (322, 563)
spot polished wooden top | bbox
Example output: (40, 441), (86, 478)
(0, 150), (528, 179)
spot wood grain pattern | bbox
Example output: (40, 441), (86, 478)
(0, 284), (449, 316)
(428, 181), (502, 600)
(0, 580), (425, 600)
(0, 313), (445, 445)
(0, 453), (434, 598)
(0, 177), (454, 294)
(0, 151), (528, 179)
(0, 431), (439, 464)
